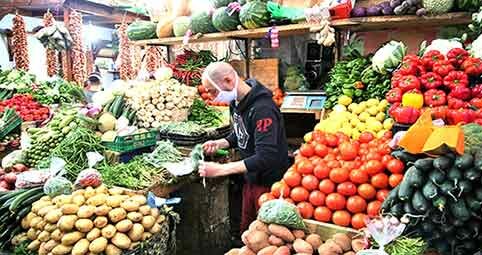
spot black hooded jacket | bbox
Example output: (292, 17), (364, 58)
(225, 79), (290, 187)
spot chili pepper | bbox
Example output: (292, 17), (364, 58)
(399, 60), (419, 75)
(391, 106), (421, 124)
(447, 48), (469, 67)
(354, 81), (365, 89)
(386, 88), (403, 103)
(398, 75), (421, 92)
(402, 92), (424, 109)
(447, 96), (468, 109)
(431, 106), (448, 120)
(420, 72), (443, 90)
(423, 89), (446, 107)
(443, 71), (469, 90)
(472, 84), (482, 98)
(447, 109), (476, 124)
(422, 50), (445, 70)
(461, 57), (482, 77)
(449, 86), (472, 100)
(432, 60), (455, 77)
(470, 98), (482, 109)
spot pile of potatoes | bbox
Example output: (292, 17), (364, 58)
(226, 220), (365, 255)
(20, 185), (166, 255)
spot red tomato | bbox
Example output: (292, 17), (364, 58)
(325, 193), (346, 210)
(310, 156), (323, 166)
(324, 154), (337, 162)
(326, 160), (341, 169)
(284, 198), (295, 204)
(291, 187), (310, 202)
(376, 189), (390, 202)
(342, 161), (358, 170)
(335, 132), (350, 143)
(314, 163), (330, 180)
(258, 193), (275, 207)
(337, 182), (357, 196)
(301, 175), (320, 191)
(297, 160), (314, 175)
(309, 190), (326, 207)
(314, 206), (332, 222)
(367, 200), (382, 217)
(346, 195), (367, 213)
(381, 155), (394, 166)
(297, 202), (314, 219)
(365, 160), (385, 176)
(314, 144), (329, 157)
(300, 143), (315, 157)
(366, 152), (382, 161)
(359, 132), (375, 143)
(377, 143), (392, 155)
(351, 213), (368, 229)
(386, 159), (405, 174)
(319, 179), (336, 194)
(339, 142), (358, 161)
(312, 131), (326, 144)
(358, 184), (377, 200)
(389, 174), (404, 188)
(271, 181), (291, 198)
(349, 169), (369, 184)
(371, 173), (389, 189)
(332, 210), (351, 227)
(329, 168), (350, 184)
(283, 171), (302, 188)
(383, 131), (393, 140)
(325, 134), (339, 147)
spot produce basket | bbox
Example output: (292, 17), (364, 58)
(103, 130), (159, 153)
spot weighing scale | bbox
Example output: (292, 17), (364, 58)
(281, 91), (326, 111)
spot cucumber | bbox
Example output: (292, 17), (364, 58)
(432, 196), (447, 211)
(381, 185), (400, 212)
(449, 199), (471, 222)
(9, 187), (42, 212)
(447, 167), (462, 185)
(429, 169), (446, 185)
(465, 196), (481, 211)
(391, 150), (419, 163)
(463, 168), (481, 181)
(422, 181), (438, 199)
(403, 202), (416, 214)
(412, 190), (429, 213)
(58, 115), (75, 128)
(433, 156), (453, 172)
(390, 203), (404, 216)
(398, 167), (423, 201)
(413, 158), (434, 172)
(455, 154), (473, 170)
(457, 180), (472, 194)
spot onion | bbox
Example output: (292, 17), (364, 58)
(12, 163), (27, 172)
(0, 180), (9, 189)
(4, 173), (17, 184)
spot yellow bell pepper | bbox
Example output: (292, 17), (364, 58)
(402, 92), (424, 109)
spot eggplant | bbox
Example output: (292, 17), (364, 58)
(378, 1), (391, 8)
(382, 6), (394, 15)
(351, 7), (367, 17)
(366, 6), (382, 16)
(390, 0), (402, 8)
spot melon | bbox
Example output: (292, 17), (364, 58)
(212, 7), (241, 32)
(239, 1), (270, 29)
(211, 0), (236, 8)
(173, 16), (191, 37)
(423, 0), (454, 14)
(127, 21), (157, 41)
(190, 11), (219, 34)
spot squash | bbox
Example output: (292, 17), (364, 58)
(399, 110), (433, 154)
(157, 16), (176, 38)
(172, 0), (192, 17)
(423, 126), (464, 155)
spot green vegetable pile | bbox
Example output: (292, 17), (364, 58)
(382, 149), (482, 255)
(188, 99), (224, 128)
(0, 69), (35, 92)
(159, 121), (206, 136)
(385, 237), (427, 255)
(143, 141), (183, 168)
(99, 157), (161, 190)
(462, 123), (482, 155)
(17, 79), (85, 105)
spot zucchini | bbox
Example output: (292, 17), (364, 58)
(433, 156), (453, 172)
(447, 167), (462, 185)
(391, 150), (419, 163)
(390, 203), (404, 216)
(432, 196), (447, 211)
(9, 187), (42, 212)
(457, 179), (472, 194)
(463, 168), (481, 181)
(420, 221), (435, 233)
(429, 170), (446, 185)
(465, 196), (481, 212)
(455, 228), (471, 240)
(439, 181), (456, 197)
(403, 202), (416, 214)
(455, 154), (473, 170)
(413, 158), (434, 172)
(398, 167), (423, 201)
(474, 187), (482, 201)
(422, 181), (438, 199)
(449, 199), (471, 222)
(412, 190), (429, 213)
(381, 185), (400, 212)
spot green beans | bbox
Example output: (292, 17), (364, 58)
(143, 141), (183, 168)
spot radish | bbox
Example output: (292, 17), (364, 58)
(4, 173), (16, 184)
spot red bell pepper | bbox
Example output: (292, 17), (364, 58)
(473, 119), (482, 125)
(476, 109), (482, 119)
(403, 54), (421, 63)
(470, 98), (482, 109)
(449, 86), (472, 100)
(447, 109), (476, 124)
(399, 60), (420, 75)
(472, 84), (482, 98)
(461, 57), (482, 77)
(443, 71), (469, 90)
(420, 72), (443, 90)
(398, 75), (421, 92)
(388, 102), (401, 116)
(432, 60), (455, 77)
(423, 89), (447, 107)
(391, 71), (404, 88)
(386, 88), (403, 103)
(431, 106), (448, 120)
(391, 106), (421, 124)
(447, 96), (469, 109)
(422, 50), (445, 70)
(447, 48), (469, 67)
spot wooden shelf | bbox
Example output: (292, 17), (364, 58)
(132, 12), (471, 46)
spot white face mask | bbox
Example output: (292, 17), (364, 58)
(206, 71), (239, 103)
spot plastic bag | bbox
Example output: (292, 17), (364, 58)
(357, 215), (406, 255)
(257, 199), (306, 230)
(267, 2), (306, 23)
(75, 152), (104, 188)
(44, 176), (73, 197)
(16, 157), (66, 189)
(1, 150), (24, 169)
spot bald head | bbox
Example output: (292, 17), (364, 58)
(202, 62), (238, 92)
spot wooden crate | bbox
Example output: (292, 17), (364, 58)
(230, 58), (279, 92)
(304, 219), (361, 241)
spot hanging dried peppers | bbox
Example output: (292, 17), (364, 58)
(43, 11), (57, 77)
(118, 21), (133, 80)
(68, 10), (86, 84)
(12, 14), (29, 71)
(132, 46), (142, 78)
(146, 46), (160, 73)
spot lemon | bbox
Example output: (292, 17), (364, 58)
(377, 130), (386, 138)
(356, 122), (366, 132)
(348, 103), (358, 112)
(367, 120), (383, 132)
(338, 95), (353, 106)
(352, 105), (364, 115)
(352, 130), (361, 140)
(350, 118), (361, 127)
(314, 123), (323, 131)
(341, 126), (352, 136)
(379, 99), (389, 108)
(377, 104), (387, 112)
(359, 102), (367, 111)
(304, 132), (313, 143)
(358, 112), (370, 122)
(333, 104), (347, 113)
(367, 106), (379, 116)
(383, 118), (395, 129)
(366, 99), (380, 107)
(376, 112), (386, 121)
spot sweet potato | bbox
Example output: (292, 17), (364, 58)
(239, 246), (256, 255)
(268, 235), (284, 246)
(273, 246), (291, 255)
(258, 245), (278, 255)
(248, 220), (269, 233)
(305, 234), (323, 250)
(332, 233), (352, 252)
(245, 230), (270, 252)
(292, 230), (306, 239)
(225, 248), (241, 255)
(318, 240), (343, 255)
(351, 238), (365, 252)
(293, 238), (313, 254)
(268, 224), (295, 242)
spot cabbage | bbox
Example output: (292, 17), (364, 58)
(424, 39), (463, 56)
(372, 41), (407, 74)
(257, 199), (306, 230)
(92, 91), (114, 107)
(462, 123), (482, 154)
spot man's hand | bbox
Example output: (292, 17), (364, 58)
(202, 139), (229, 155)
(198, 162), (226, 177)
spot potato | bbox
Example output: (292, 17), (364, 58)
(268, 235), (284, 246)
(318, 240), (343, 255)
(32, 201), (52, 214)
(273, 246), (290, 255)
(129, 242), (140, 250)
(141, 215), (156, 230)
(150, 207), (160, 218)
(72, 195), (86, 206)
(44, 223), (57, 232)
(87, 194), (108, 206)
(27, 239), (40, 250)
(149, 223), (161, 234)
(95, 205), (111, 216)
(72, 238), (90, 255)
(111, 232), (131, 249)
(120, 199), (140, 212)
(89, 237), (108, 253)
(101, 224), (117, 239)
(245, 230), (270, 252)
(351, 238), (365, 253)
(53, 195), (73, 206)
(142, 232), (152, 241)
(157, 214), (166, 224)
(239, 246), (256, 255)
(94, 216), (108, 228)
(268, 224), (295, 242)
(44, 239), (59, 251)
(27, 228), (39, 240)
(95, 185), (108, 194)
(87, 228), (101, 241)
(108, 187), (124, 195)
(138, 205), (151, 215)
(305, 234), (323, 250)
(38, 244), (48, 255)
(30, 216), (42, 229)
(128, 223), (144, 242)
(84, 187), (96, 199)
(108, 208), (127, 223)
(51, 229), (63, 241)
(333, 233), (352, 252)
(293, 238), (313, 254)
(72, 189), (85, 196)
(51, 244), (73, 255)
(248, 220), (269, 233)
(45, 209), (63, 224)
(115, 219), (133, 233)
(40, 195), (52, 201)
(130, 195), (147, 205)
(58, 215), (78, 232)
(127, 212), (143, 222)
(106, 196), (123, 208)
(38, 230), (50, 242)
(77, 205), (96, 219)
(38, 205), (57, 217)
(105, 244), (122, 255)
(61, 231), (84, 246)
(75, 219), (94, 233)
(292, 230), (306, 239)
(21, 216), (31, 229)
(225, 248), (241, 255)
(258, 246), (278, 255)
(35, 219), (47, 230)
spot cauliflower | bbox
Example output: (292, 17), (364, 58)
(424, 39), (463, 56)
(470, 34), (482, 59)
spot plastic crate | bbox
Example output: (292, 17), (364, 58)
(329, 0), (352, 20)
(103, 130), (159, 153)
(0, 117), (21, 140)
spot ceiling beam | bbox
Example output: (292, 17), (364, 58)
(0, 0), (64, 9)
(63, 0), (148, 22)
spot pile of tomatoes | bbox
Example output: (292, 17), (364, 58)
(259, 130), (405, 229)
(0, 94), (50, 122)
(197, 85), (229, 107)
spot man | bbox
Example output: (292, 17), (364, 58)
(84, 71), (102, 103)
(199, 62), (290, 232)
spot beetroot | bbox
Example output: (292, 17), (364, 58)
(4, 173), (16, 184)
(0, 180), (9, 189)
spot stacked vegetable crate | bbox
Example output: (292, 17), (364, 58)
(102, 130), (159, 153)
